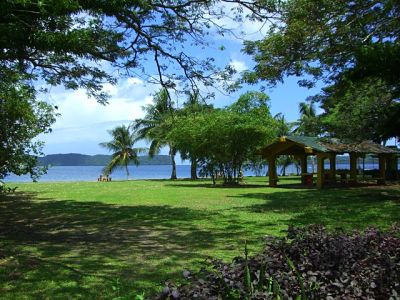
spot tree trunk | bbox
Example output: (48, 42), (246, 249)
(190, 158), (197, 180)
(170, 147), (177, 180)
(125, 164), (130, 179)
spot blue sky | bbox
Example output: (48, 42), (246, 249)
(37, 7), (324, 157)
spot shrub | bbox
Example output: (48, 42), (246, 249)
(0, 181), (17, 194)
(157, 225), (400, 299)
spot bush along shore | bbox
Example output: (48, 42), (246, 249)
(158, 225), (400, 299)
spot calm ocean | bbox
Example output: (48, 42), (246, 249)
(3, 162), (390, 182)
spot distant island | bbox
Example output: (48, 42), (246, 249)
(38, 153), (172, 166)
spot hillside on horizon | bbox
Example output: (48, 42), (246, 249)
(38, 153), (172, 166)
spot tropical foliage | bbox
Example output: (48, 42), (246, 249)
(293, 101), (321, 136)
(317, 78), (400, 142)
(159, 225), (400, 299)
(99, 125), (144, 178)
(179, 91), (214, 180)
(168, 92), (278, 183)
(0, 71), (56, 180)
(133, 89), (178, 179)
(242, 0), (400, 142)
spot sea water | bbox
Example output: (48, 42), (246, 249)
(3, 162), (390, 182)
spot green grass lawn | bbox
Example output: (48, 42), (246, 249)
(1, 177), (399, 299)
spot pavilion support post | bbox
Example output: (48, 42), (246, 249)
(349, 153), (358, 184)
(316, 153), (325, 189)
(300, 154), (308, 184)
(392, 154), (399, 180)
(329, 153), (336, 184)
(268, 156), (278, 187)
(378, 154), (386, 185)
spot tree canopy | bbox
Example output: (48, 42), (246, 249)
(242, 0), (400, 141)
(133, 88), (178, 179)
(317, 78), (400, 142)
(168, 91), (278, 183)
(242, 0), (400, 88)
(1, 0), (273, 96)
(0, 71), (56, 180)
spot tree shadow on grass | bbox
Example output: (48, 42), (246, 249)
(0, 192), (240, 299)
(229, 186), (400, 231)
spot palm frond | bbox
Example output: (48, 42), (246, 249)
(100, 125), (145, 177)
(148, 139), (162, 157)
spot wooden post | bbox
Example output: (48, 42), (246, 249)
(378, 154), (386, 185)
(268, 156), (278, 187)
(349, 153), (358, 184)
(386, 154), (397, 180)
(316, 153), (325, 189)
(329, 153), (336, 184)
(392, 154), (399, 180)
(300, 154), (308, 184)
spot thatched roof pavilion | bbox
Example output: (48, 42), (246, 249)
(260, 136), (399, 188)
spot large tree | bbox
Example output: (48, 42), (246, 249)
(1, 0), (274, 96)
(242, 0), (400, 141)
(0, 71), (56, 181)
(317, 78), (400, 142)
(243, 0), (399, 88)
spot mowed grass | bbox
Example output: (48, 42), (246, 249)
(0, 176), (399, 299)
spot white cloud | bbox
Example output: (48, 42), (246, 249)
(230, 59), (248, 73)
(37, 77), (160, 154)
(47, 77), (158, 130)
(127, 77), (144, 85)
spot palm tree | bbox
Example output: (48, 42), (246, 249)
(294, 101), (320, 136)
(294, 101), (321, 172)
(133, 88), (178, 179)
(99, 125), (145, 179)
(277, 155), (295, 176)
(273, 113), (294, 136)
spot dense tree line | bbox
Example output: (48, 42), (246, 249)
(131, 90), (279, 183)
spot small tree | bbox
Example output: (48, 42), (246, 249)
(179, 90), (214, 180)
(100, 125), (145, 179)
(169, 92), (277, 184)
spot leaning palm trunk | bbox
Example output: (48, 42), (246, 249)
(125, 164), (129, 179)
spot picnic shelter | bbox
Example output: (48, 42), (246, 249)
(260, 136), (399, 188)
